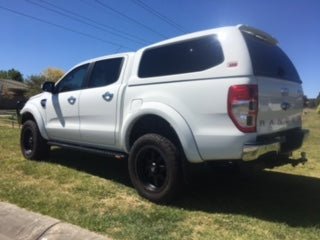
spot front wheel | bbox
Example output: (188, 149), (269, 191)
(20, 120), (50, 160)
(128, 134), (182, 203)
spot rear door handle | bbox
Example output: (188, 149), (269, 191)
(68, 96), (76, 105)
(102, 92), (113, 102)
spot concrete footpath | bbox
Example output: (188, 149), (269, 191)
(0, 202), (111, 240)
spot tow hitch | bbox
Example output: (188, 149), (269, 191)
(289, 152), (308, 167)
(269, 151), (308, 168)
(240, 152), (308, 170)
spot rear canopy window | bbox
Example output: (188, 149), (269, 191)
(242, 32), (301, 82)
(138, 35), (224, 78)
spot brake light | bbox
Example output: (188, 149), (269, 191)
(228, 85), (258, 133)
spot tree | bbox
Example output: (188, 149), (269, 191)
(25, 74), (46, 97)
(0, 70), (7, 79)
(43, 67), (64, 82)
(8, 68), (24, 82)
(0, 68), (24, 82)
(316, 92), (320, 107)
(25, 67), (65, 97)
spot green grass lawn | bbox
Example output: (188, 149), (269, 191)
(0, 109), (319, 240)
(0, 113), (19, 128)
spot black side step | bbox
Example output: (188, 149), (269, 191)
(48, 141), (127, 159)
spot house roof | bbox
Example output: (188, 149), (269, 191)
(0, 79), (27, 91)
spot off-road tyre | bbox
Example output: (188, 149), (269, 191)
(128, 133), (182, 204)
(20, 120), (50, 160)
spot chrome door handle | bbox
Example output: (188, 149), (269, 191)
(68, 96), (76, 105)
(102, 92), (113, 102)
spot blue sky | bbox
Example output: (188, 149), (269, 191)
(0, 0), (319, 97)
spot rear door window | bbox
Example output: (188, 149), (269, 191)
(242, 32), (301, 82)
(138, 35), (224, 78)
(87, 58), (123, 88)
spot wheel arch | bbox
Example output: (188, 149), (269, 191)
(120, 102), (202, 163)
(20, 105), (48, 139)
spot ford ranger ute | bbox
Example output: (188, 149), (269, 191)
(19, 25), (309, 203)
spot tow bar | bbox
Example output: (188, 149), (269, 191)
(289, 152), (308, 167)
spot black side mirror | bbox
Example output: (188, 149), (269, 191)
(42, 81), (55, 93)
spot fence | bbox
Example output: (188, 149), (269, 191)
(0, 110), (20, 128)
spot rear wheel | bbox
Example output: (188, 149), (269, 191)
(20, 120), (50, 160)
(128, 134), (182, 203)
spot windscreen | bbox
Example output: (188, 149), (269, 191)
(242, 32), (301, 83)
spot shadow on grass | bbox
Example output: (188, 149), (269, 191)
(47, 147), (131, 187)
(176, 166), (320, 228)
(46, 148), (320, 228)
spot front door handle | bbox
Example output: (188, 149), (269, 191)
(102, 92), (114, 102)
(68, 96), (76, 105)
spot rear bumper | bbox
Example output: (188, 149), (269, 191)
(242, 141), (280, 161)
(242, 128), (309, 161)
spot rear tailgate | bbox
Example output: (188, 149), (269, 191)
(241, 28), (304, 134)
(257, 77), (303, 134)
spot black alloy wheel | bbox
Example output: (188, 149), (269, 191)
(136, 146), (167, 192)
(128, 133), (182, 203)
(22, 128), (34, 156)
(20, 120), (50, 160)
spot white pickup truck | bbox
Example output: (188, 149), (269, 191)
(20, 25), (308, 203)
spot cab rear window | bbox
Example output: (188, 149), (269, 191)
(242, 32), (301, 83)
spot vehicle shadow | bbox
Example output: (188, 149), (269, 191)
(46, 148), (320, 228)
(176, 165), (320, 228)
(47, 147), (131, 187)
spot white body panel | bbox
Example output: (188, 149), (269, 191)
(45, 90), (81, 142)
(124, 76), (256, 160)
(78, 85), (118, 146)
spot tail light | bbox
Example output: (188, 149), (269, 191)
(228, 85), (258, 133)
